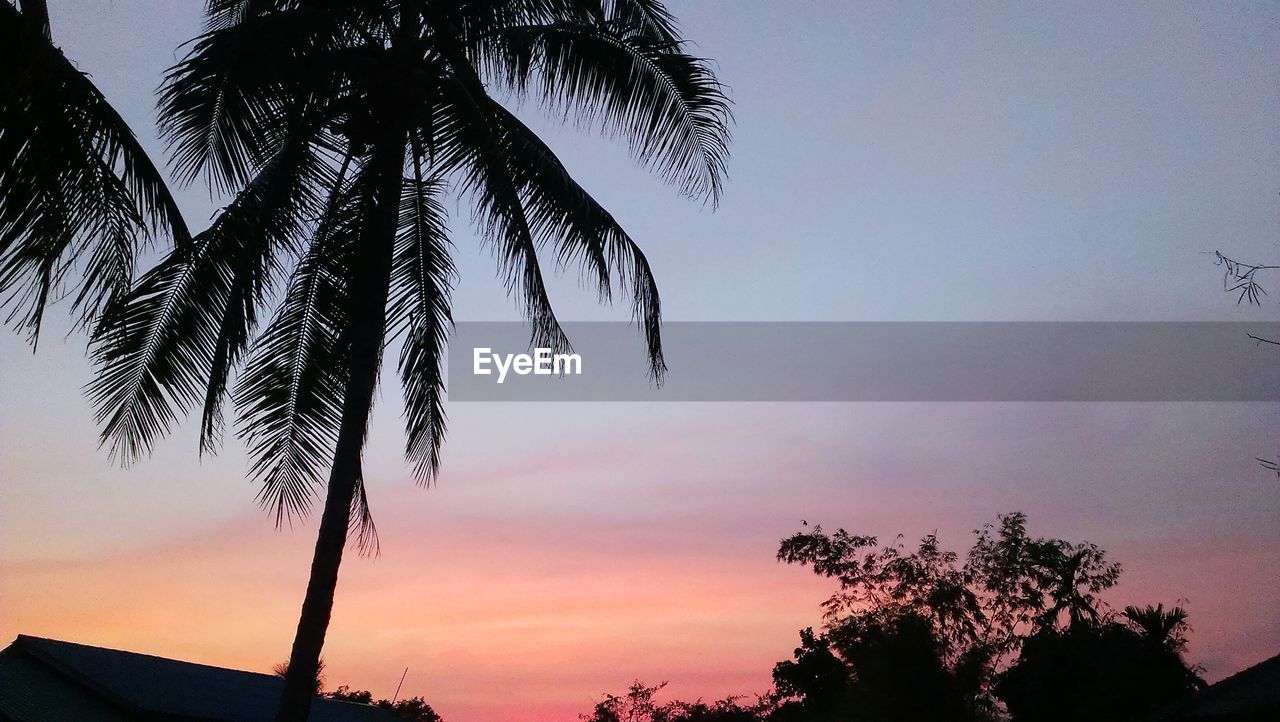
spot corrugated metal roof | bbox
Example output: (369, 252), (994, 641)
(0, 635), (402, 722)
(0, 645), (134, 721)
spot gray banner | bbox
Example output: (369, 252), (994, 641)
(446, 322), (1280, 402)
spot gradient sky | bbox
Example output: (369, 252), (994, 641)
(1, 2), (1278, 721)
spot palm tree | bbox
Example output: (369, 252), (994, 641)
(1122, 603), (1191, 653)
(0, 0), (190, 342)
(1032, 543), (1120, 630)
(272, 658), (326, 694)
(87, 1), (730, 719)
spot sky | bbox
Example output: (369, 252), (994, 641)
(1, 1), (1279, 720)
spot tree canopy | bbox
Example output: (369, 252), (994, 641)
(586, 512), (1205, 722)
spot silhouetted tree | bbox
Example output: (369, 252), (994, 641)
(380, 697), (443, 722)
(772, 615), (987, 722)
(1123, 603), (1193, 654)
(0, 0), (189, 343)
(328, 685), (374, 704)
(584, 682), (668, 722)
(584, 515), (1199, 722)
(777, 512), (1121, 713)
(769, 628), (852, 722)
(1034, 544), (1117, 630)
(995, 617), (1204, 722)
(86, 2), (730, 719)
(660, 699), (763, 722)
(584, 682), (764, 722)
(835, 612), (972, 722)
(330, 686), (443, 722)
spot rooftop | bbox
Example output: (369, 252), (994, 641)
(0, 635), (401, 722)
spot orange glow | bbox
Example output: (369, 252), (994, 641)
(5, 492), (1277, 722)
(1, 503), (835, 721)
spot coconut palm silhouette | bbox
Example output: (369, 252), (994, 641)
(86, 1), (731, 719)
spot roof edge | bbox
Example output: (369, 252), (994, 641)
(9, 634), (146, 719)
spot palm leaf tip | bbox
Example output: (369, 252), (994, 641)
(391, 172), (454, 485)
(350, 466), (380, 557)
(476, 13), (733, 205)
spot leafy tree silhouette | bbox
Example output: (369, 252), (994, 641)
(83, 2), (730, 719)
(835, 612), (972, 722)
(776, 512), (1159, 720)
(329, 685), (442, 722)
(769, 628), (851, 722)
(585, 515), (1205, 722)
(583, 682), (764, 722)
(995, 615), (1204, 721)
(584, 681), (668, 722)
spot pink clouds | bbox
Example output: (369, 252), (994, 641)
(3, 403), (1278, 721)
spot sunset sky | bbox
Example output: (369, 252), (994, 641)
(1, 2), (1278, 721)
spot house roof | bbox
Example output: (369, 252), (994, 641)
(1161, 652), (1280, 720)
(0, 635), (402, 722)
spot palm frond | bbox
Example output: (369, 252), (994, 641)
(1122, 603), (1191, 651)
(195, 132), (341, 454)
(0, 1), (191, 341)
(605, 0), (680, 42)
(475, 19), (732, 203)
(87, 245), (226, 464)
(234, 163), (365, 524)
(435, 74), (571, 354)
(477, 95), (665, 379)
(83, 0), (728, 543)
(159, 8), (351, 192)
(349, 461), (379, 557)
(88, 127), (333, 464)
(450, 0), (601, 38)
(389, 162), (455, 483)
(203, 0), (289, 31)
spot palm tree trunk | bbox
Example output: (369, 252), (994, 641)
(23, 0), (51, 39)
(274, 131), (406, 722)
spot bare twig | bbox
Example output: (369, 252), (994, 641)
(1212, 251), (1279, 306)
